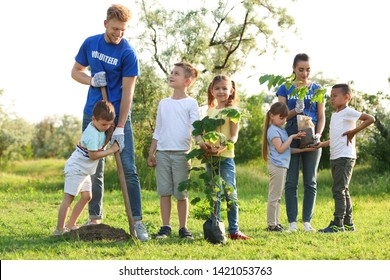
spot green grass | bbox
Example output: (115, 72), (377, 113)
(0, 158), (389, 260)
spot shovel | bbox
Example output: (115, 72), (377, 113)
(101, 86), (137, 239)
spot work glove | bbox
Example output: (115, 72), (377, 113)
(312, 133), (321, 145)
(110, 127), (125, 153)
(91, 71), (107, 87)
(295, 99), (304, 114)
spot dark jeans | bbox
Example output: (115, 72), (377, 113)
(330, 157), (356, 226)
(285, 121), (321, 223)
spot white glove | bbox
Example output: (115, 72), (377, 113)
(313, 133), (321, 145)
(295, 99), (304, 114)
(91, 71), (107, 87)
(110, 127), (125, 152)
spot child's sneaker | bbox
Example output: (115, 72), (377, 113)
(134, 221), (150, 241)
(288, 222), (298, 232)
(179, 227), (194, 239)
(268, 224), (284, 232)
(302, 222), (316, 232)
(228, 231), (252, 240)
(82, 219), (100, 226)
(318, 221), (345, 233)
(344, 223), (356, 232)
(53, 228), (70, 236)
(66, 225), (80, 231)
(155, 225), (172, 239)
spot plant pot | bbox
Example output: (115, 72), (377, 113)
(297, 115), (315, 148)
(203, 217), (227, 244)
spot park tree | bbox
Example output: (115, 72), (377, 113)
(0, 90), (34, 165)
(132, 0), (296, 160)
(32, 115), (81, 159)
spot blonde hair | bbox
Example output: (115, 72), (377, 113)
(174, 62), (198, 87)
(207, 75), (237, 108)
(262, 102), (289, 161)
(107, 4), (132, 22)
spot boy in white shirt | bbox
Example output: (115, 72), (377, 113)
(316, 84), (375, 233)
(148, 62), (206, 239)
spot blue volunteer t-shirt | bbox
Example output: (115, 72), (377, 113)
(267, 124), (290, 169)
(75, 34), (140, 116)
(276, 83), (320, 123)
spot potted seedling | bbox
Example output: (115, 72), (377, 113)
(259, 74), (327, 147)
(179, 108), (241, 244)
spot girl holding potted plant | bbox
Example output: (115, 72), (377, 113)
(204, 75), (251, 240)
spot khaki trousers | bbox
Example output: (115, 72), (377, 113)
(267, 162), (287, 227)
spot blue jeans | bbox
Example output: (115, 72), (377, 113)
(83, 114), (143, 220)
(285, 121), (321, 223)
(207, 157), (239, 234)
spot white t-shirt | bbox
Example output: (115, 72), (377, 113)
(153, 97), (200, 151)
(329, 107), (361, 160)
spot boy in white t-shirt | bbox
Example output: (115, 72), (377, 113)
(316, 84), (375, 233)
(54, 101), (119, 236)
(147, 62), (206, 239)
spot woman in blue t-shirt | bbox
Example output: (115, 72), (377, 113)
(276, 53), (325, 232)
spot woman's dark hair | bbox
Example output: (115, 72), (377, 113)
(293, 53), (310, 68)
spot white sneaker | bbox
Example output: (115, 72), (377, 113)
(288, 222), (298, 232)
(134, 221), (149, 241)
(82, 219), (101, 227)
(302, 222), (316, 232)
(53, 228), (70, 236)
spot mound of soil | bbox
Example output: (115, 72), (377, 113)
(67, 224), (131, 242)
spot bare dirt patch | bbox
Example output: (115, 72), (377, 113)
(66, 224), (131, 242)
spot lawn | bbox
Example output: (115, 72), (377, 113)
(0, 158), (389, 261)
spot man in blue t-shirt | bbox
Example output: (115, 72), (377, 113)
(71, 4), (149, 241)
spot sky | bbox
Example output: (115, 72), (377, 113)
(1, 0), (390, 123)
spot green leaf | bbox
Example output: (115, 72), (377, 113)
(297, 86), (309, 100)
(190, 197), (201, 205)
(267, 76), (274, 91)
(259, 74), (271, 85)
(226, 141), (234, 151)
(220, 108), (242, 123)
(178, 179), (190, 192)
(190, 166), (205, 172)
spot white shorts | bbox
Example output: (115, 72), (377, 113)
(64, 171), (92, 196)
(156, 151), (190, 200)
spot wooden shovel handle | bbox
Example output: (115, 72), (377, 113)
(101, 86), (137, 238)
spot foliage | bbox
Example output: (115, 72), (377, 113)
(348, 89), (390, 171)
(132, 63), (169, 159)
(136, 0), (295, 76)
(31, 115), (81, 159)
(235, 93), (266, 162)
(0, 90), (34, 166)
(179, 108), (241, 218)
(132, 0), (294, 111)
(259, 73), (327, 114)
